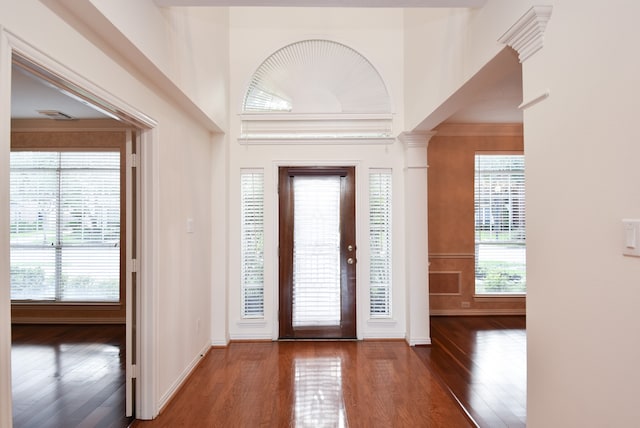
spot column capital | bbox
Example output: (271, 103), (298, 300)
(498, 5), (553, 63)
(399, 131), (435, 169)
(398, 131), (436, 149)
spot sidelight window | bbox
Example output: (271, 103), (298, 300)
(240, 170), (265, 318)
(369, 169), (392, 317)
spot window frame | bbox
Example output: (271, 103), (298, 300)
(474, 152), (526, 296)
(10, 133), (126, 306)
(368, 168), (393, 318)
(240, 169), (265, 319)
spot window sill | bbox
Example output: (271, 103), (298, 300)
(11, 302), (121, 309)
(367, 318), (397, 327)
(236, 319), (267, 328)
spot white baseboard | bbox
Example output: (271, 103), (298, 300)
(158, 342), (210, 412)
(229, 332), (274, 341)
(406, 336), (432, 346)
(211, 338), (229, 347)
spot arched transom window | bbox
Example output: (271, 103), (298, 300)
(240, 39), (393, 144)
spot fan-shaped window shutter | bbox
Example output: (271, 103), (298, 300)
(369, 169), (392, 318)
(240, 39), (393, 144)
(243, 39), (390, 114)
(241, 170), (265, 318)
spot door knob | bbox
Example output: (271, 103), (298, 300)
(347, 244), (355, 252)
(347, 257), (355, 265)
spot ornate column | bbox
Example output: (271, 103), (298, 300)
(399, 131), (435, 346)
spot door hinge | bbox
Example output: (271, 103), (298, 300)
(131, 258), (138, 273)
(131, 364), (138, 379)
(129, 153), (138, 168)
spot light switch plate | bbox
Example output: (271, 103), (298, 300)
(622, 219), (640, 257)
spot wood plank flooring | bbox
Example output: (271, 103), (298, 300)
(11, 324), (132, 428)
(414, 316), (527, 428)
(133, 340), (475, 428)
(10, 317), (526, 427)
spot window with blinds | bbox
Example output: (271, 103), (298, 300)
(369, 170), (392, 317)
(474, 154), (526, 294)
(10, 151), (121, 302)
(292, 176), (341, 327)
(240, 170), (265, 318)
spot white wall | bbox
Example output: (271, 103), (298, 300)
(227, 7), (408, 341)
(86, 0), (230, 130)
(523, 1), (640, 426)
(0, 0), (217, 420)
(403, 0), (533, 131)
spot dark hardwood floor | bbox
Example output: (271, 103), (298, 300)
(11, 324), (132, 428)
(10, 317), (525, 427)
(414, 316), (527, 428)
(133, 340), (475, 428)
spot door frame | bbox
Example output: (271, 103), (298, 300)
(0, 29), (160, 422)
(272, 161), (361, 340)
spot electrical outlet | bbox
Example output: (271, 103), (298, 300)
(461, 301), (471, 308)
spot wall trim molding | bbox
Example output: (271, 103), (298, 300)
(498, 5), (553, 63)
(429, 253), (475, 259)
(429, 271), (462, 295)
(431, 308), (526, 316)
(11, 118), (131, 131)
(239, 113), (393, 144)
(434, 123), (523, 137)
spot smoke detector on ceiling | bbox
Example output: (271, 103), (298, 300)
(37, 110), (76, 120)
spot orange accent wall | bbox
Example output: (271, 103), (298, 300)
(429, 123), (526, 315)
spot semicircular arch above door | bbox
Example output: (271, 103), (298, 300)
(243, 39), (392, 114)
(239, 39), (394, 144)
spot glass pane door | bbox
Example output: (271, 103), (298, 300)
(292, 176), (341, 327)
(279, 166), (356, 339)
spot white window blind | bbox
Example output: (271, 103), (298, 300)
(369, 170), (392, 318)
(240, 170), (264, 318)
(292, 176), (341, 327)
(10, 151), (121, 302)
(474, 155), (526, 294)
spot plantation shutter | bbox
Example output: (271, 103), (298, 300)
(241, 170), (265, 318)
(10, 151), (121, 302)
(292, 176), (341, 327)
(369, 170), (392, 318)
(474, 154), (526, 294)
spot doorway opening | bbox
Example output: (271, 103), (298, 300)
(278, 166), (356, 339)
(7, 52), (151, 425)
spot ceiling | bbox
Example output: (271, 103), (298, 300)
(444, 52), (522, 123)
(154, 0), (486, 7)
(11, 65), (109, 120)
